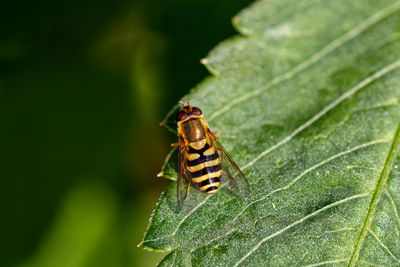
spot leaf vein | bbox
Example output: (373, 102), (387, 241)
(237, 0), (325, 35)
(385, 189), (400, 229)
(235, 140), (387, 222)
(323, 227), (357, 235)
(348, 122), (400, 266)
(358, 260), (386, 267)
(242, 59), (400, 170)
(146, 140), (387, 246)
(142, 194), (214, 245)
(208, 0), (400, 122)
(170, 250), (177, 267)
(368, 228), (400, 263)
(194, 228), (237, 251)
(302, 258), (349, 267)
(232, 193), (370, 267)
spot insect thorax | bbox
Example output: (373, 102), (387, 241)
(180, 117), (207, 143)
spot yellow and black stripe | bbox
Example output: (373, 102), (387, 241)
(186, 142), (221, 194)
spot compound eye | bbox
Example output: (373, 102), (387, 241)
(191, 107), (202, 116)
(176, 110), (189, 122)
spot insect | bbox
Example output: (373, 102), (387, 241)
(175, 100), (250, 209)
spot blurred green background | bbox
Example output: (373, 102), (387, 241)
(0, 0), (252, 266)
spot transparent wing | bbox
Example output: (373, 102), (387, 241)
(208, 130), (250, 198)
(176, 136), (208, 214)
(177, 136), (190, 209)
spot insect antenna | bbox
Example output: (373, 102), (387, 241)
(179, 98), (191, 107)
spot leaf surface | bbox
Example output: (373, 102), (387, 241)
(141, 0), (400, 265)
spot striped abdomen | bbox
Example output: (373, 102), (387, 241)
(186, 141), (221, 194)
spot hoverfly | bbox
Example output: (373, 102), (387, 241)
(174, 100), (250, 209)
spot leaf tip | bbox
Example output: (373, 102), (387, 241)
(200, 58), (208, 64)
(231, 15), (239, 27)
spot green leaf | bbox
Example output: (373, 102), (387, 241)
(140, 0), (400, 265)
(157, 146), (178, 181)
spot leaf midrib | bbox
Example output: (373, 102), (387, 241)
(348, 122), (400, 266)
